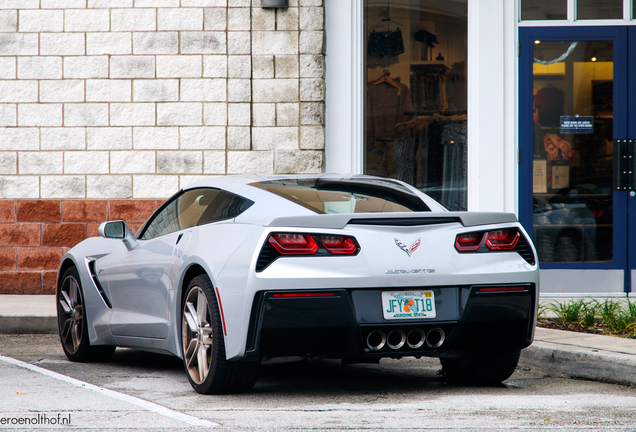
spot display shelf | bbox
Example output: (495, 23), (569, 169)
(533, 224), (612, 228)
(533, 193), (612, 198)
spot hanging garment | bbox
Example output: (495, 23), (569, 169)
(415, 125), (429, 189)
(395, 131), (417, 185)
(535, 86), (564, 127)
(440, 121), (467, 211)
(410, 65), (453, 112)
(366, 78), (412, 177)
(367, 28), (405, 58)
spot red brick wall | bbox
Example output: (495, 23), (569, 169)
(0, 200), (163, 295)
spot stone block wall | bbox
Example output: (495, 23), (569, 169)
(0, 0), (325, 294)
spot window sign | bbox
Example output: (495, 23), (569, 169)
(533, 159), (548, 193)
(560, 116), (594, 134)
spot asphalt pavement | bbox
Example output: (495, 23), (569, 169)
(1, 294), (635, 387)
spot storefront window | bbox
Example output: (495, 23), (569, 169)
(532, 40), (613, 263)
(364, 0), (468, 210)
(521, 0), (567, 20)
(577, 0), (623, 19)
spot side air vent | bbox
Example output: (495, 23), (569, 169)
(514, 235), (536, 266)
(87, 260), (112, 308)
(349, 217), (461, 227)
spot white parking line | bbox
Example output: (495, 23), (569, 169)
(0, 354), (218, 428)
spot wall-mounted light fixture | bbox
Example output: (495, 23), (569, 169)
(261, 0), (288, 8)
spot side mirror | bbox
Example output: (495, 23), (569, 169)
(98, 221), (138, 251)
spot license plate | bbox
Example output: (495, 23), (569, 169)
(382, 290), (436, 320)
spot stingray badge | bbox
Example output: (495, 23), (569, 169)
(395, 237), (421, 257)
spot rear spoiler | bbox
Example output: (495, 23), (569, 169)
(267, 212), (518, 230)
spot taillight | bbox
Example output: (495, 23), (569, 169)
(485, 229), (520, 250)
(319, 235), (358, 254)
(455, 228), (522, 252)
(268, 233), (319, 255)
(455, 232), (484, 251)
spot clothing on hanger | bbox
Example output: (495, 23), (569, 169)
(365, 76), (412, 177)
(535, 85), (564, 127)
(368, 28), (405, 58)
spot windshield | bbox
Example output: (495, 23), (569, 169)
(249, 178), (430, 214)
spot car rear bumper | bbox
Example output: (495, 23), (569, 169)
(242, 284), (537, 362)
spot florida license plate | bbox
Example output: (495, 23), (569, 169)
(382, 290), (436, 320)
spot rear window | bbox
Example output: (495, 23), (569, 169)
(249, 178), (430, 214)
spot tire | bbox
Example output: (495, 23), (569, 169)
(57, 266), (115, 362)
(441, 349), (521, 386)
(181, 274), (260, 394)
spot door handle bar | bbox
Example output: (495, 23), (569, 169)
(614, 139), (636, 190)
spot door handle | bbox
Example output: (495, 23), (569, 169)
(176, 233), (184, 245)
(614, 139), (636, 190)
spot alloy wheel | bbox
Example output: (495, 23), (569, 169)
(182, 286), (214, 384)
(58, 275), (85, 355)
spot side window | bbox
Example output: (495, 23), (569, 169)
(140, 188), (253, 240)
(141, 188), (220, 240)
(141, 198), (180, 240)
(197, 191), (254, 226)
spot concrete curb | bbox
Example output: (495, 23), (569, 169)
(519, 340), (636, 386)
(0, 316), (57, 334)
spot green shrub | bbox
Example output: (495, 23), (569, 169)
(541, 297), (636, 338)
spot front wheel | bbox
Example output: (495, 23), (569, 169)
(57, 266), (115, 362)
(441, 349), (521, 386)
(181, 274), (259, 394)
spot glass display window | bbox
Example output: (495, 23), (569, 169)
(364, 0), (468, 210)
(521, 0), (568, 20)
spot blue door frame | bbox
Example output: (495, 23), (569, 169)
(519, 26), (631, 292)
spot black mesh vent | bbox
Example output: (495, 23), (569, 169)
(514, 235), (535, 266)
(256, 241), (280, 272)
(88, 260), (112, 308)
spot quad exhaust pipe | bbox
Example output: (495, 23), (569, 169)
(365, 327), (445, 351)
(425, 327), (445, 348)
(366, 330), (386, 351)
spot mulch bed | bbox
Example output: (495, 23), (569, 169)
(537, 319), (611, 336)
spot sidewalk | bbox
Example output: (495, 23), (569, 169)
(0, 295), (57, 334)
(1, 295), (636, 386)
(520, 327), (636, 386)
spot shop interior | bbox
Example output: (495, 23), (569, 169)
(364, 0), (468, 210)
(531, 40), (614, 263)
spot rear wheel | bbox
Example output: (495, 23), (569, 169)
(441, 349), (521, 385)
(57, 266), (115, 362)
(181, 274), (259, 394)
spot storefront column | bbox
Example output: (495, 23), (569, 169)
(467, 0), (507, 212)
(325, 0), (364, 174)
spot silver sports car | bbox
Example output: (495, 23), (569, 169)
(56, 174), (539, 394)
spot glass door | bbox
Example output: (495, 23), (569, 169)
(519, 27), (630, 294)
